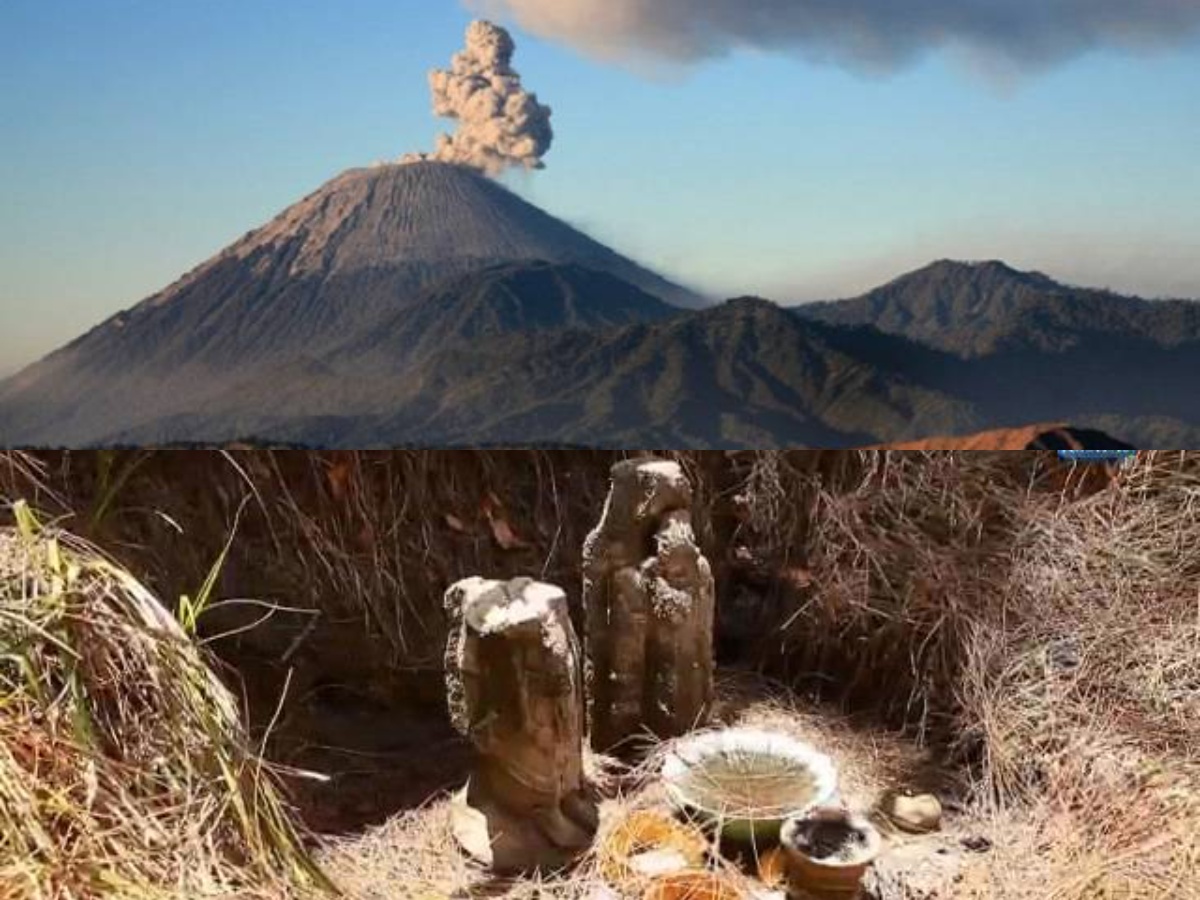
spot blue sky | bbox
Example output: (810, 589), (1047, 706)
(2, 0), (1199, 374)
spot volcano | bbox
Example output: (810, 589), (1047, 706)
(59, 161), (702, 367)
(0, 162), (701, 445)
(3, 173), (1196, 448)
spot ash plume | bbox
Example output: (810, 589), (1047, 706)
(471, 1), (1200, 72)
(403, 19), (553, 175)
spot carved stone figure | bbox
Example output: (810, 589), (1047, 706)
(582, 458), (715, 754)
(444, 576), (599, 873)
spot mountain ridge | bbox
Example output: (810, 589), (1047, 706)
(3, 182), (1199, 448)
(795, 259), (1200, 357)
(75, 297), (983, 448)
(0, 162), (702, 444)
(331, 260), (682, 368)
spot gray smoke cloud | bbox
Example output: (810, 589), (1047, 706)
(469, 1), (1200, 72)
(403, 19), (553, 174)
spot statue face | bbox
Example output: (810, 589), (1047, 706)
(651, 513), (700, 586)
(638, 477), (691, 522)
(521, 649), (576, 698)
(659, 542), (699, 588)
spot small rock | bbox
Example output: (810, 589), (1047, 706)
(960, 835), (993, 854)
(877, 792), (943, 834)
(866, 837), (964, 900)
(1047, 637), (1081, 672)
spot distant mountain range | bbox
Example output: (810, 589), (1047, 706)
(798, 259), (1200, 357)
(1, 162), (1196, 448)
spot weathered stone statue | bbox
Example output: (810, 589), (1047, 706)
(444, 576), (599, 874)
(582, 458), (716, 754)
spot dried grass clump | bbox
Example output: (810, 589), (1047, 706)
(596, 809), (708, 886)
(735, 450), (1200, 898)
(0, 504), (332, 899)
(957, 453), (1200, 898)
(4, 450), (628, 677)
(960, 453), (1200, 795)
(736, 450), (1029, 736)
(0, 451), (62, 513)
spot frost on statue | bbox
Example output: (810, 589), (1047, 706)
(583, 458), (716, 754)
(444, 576), (598, 874)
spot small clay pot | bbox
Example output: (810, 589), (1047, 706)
(779, 807), (882, 899)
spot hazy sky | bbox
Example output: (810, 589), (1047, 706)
(2, 1), (1199, 374)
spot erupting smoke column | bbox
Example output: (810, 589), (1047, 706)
(403, 20), (553, 175)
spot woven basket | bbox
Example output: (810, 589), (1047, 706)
(642, 870), (746, 900)
(600, 810), (709, 886)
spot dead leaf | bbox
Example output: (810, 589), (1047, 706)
(782, 566), (813, 589)
(489, 515), (531, 551)
(356, 523), (375, 552)
(444, 514), (467, 532)
(326, 457), (353, 501)
(83, 758), (98, 810)
(478, 492), (531, 549)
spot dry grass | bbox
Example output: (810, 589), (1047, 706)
(314, 749), (644, 900)
(0, 450), (628, 677)
(0, 450), (726, 740)
(315, 674), (943, 900)
(733, 450), (1029, 736)
(0, 504), (332, 899)
(4, 448), (1199, 898)
(956, 453), (1200, 900)
(731, 450), (1200, 899)
(0, 452), (63, 514)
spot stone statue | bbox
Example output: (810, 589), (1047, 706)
(444, 576), (599, 874)
(582, 458), (715, 754)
